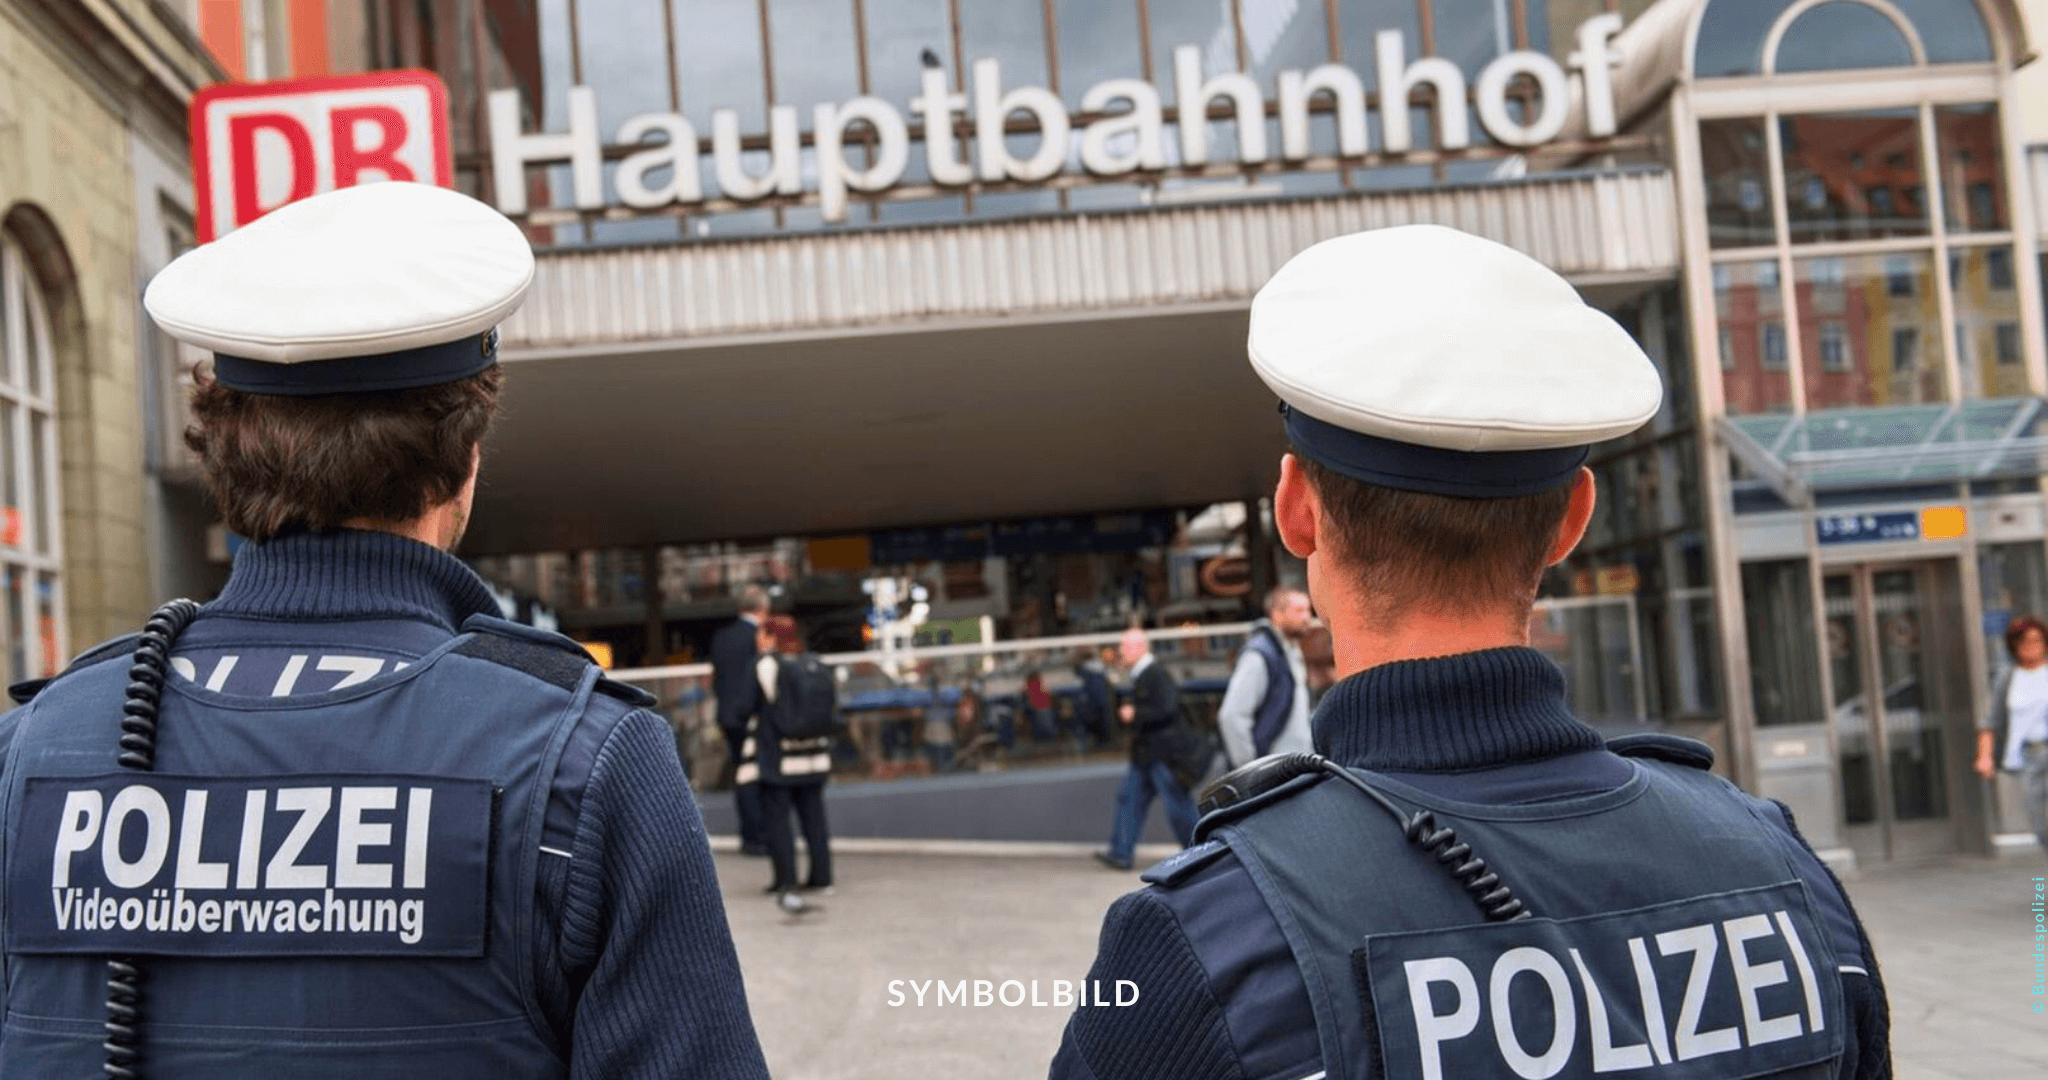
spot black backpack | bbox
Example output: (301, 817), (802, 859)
(771, 654), (839, 740)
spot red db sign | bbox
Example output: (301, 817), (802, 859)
(192, 71), (452, 242)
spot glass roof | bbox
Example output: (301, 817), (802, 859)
(1722, 398), (2047, 500)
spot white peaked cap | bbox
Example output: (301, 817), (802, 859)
(1247, 225), (1663, 497)
(144, 182), (534, 395)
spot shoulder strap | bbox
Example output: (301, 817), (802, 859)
(8, 632), (142, 705)
(1606, 731), (1716, 770)
(457, 614), (656, 706)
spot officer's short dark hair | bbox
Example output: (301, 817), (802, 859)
(1295, 452), (1574, 626)
(184, 366), (503, 542)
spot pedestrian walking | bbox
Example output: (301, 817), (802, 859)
(745, 615), (835, 902)
(0, 183), (769, 1078)
(1094, 629), (1199, 871)
(1216, 585), (1315, 769)
(1051, 224), (1888, 1080)
(1976, 613), (2048, 855)
(713, 585), (772, 855)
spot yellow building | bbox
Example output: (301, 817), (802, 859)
(0, 0), (220, 683)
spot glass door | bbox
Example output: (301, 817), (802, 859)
(1822, 560), (1972, 862)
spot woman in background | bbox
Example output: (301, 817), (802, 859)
(1977, 613), (2048, 856)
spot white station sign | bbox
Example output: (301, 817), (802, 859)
(490, 15), (1627, 224)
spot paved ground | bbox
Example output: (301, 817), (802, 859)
(714, 848), (2048, 1079)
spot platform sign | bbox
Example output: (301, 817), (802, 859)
(1816, 507), (1965, 545)
(191, 71), (452, 242)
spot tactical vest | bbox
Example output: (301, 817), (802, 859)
(0, 615), (648, 1077)
(1241, 627), (1297, 759)
(1186, 738), (1858, 1080)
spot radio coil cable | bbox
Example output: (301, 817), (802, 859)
(103, 599), (201, 1080)
(1201, 752), (1531, 923)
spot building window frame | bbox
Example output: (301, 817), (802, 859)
(0, 232), (67, 684)
(1820, 321), (1849, 371)
(1761, 321), (1789, 370)
(1996, 321), (2021, 363)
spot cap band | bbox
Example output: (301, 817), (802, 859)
(213, 330), (500, 397)
(1283, 405), (1589, 497)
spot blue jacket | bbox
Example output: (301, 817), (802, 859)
(1241, 625), (1297, 759)
(0, 531), (769, 1079)
(1050, 648), (1888, 1080)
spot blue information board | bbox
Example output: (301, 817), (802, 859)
(1816, 511), (1920, 544)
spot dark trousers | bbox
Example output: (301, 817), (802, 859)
(721, 725), (765, 848)
(762, 782), (832, 890)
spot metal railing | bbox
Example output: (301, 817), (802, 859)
(617, 622), (1254, 785)
(617, 595), (1651, 788)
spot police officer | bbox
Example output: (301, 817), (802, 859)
(1048, 226), (1890, 1080)
(0, 183), (771, 1078)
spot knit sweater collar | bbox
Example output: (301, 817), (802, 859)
(1311, 647), (1604, 772)
(207, 529), (500, 632)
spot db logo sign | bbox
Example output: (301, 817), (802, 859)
(192, 71), (452, 242)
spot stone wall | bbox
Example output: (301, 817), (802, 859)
(0, 0), (217, 652)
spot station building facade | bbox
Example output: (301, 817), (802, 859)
(11, 0), (2048, 861)
(453, 0), (2048, 864)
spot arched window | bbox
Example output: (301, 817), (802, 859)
(1774, 2), (1915, 73)
(0, 230), (65, 684)
(1694, 0), (1992, 77)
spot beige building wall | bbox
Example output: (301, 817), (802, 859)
(0, 0), (220, 654)
(2017, 0), (2048, 144)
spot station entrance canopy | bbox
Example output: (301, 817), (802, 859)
(466, 168), (1679, 556)
(1720, 398), (2048, 506)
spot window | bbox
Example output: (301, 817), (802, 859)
(1781, 109), (1926, 242)
(1800, 177), (1825, 211)
(1988, 247), (2014, 290)
(1892, 327), (1920, 372)
(0, 234), (64, 685)
(1887, 255), (1915, 296)
(1820, 322), (1847, 372)
(1772, 2), (1914, 74)
(1997, 322), (2022, 364)
(1702, 119), (1774, 248)
(1762, 322), (1788, 369)
(1937, 105), (2008, 232)
(1969, 184), (1998, 229)
(1717, 259), (1794, 415)
(1798, 251), (1945, 407)
(1807, 256), (1845, 313)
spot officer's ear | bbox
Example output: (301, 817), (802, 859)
(1543, 468), (1598, 568)
(1274, 454), (1319, 559)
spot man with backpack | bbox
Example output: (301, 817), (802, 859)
(1217, 586), (1316, 768)
(743, 615), (836, 903)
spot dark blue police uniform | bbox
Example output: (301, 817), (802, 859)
(1049, 649), (1889, 1080)
(0, 531), (771, 1078)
